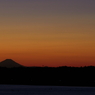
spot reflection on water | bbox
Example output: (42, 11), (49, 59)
(0, 85), (95, 95)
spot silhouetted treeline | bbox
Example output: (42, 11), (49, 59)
(0, 66), (95, 86)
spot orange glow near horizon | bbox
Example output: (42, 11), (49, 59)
(0, 29), (95, 67)
(0, 1), (95, 67)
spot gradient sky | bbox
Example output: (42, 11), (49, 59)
(0, 0), (95, 67)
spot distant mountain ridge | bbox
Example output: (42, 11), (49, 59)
(0, 59), (23, 68)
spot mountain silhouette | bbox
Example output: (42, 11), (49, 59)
(0, 59), (23, 68)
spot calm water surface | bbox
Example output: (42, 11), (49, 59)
(0, 85), (95, 95)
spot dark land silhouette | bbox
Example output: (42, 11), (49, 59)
(0, 59), (95, 87)
(0, 59), (23, 68)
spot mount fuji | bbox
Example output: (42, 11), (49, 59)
(0, 59), (23, 68)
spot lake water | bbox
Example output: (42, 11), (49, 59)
(0, 85), (95, 95)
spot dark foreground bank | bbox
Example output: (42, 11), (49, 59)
(0, 66), (95, 87)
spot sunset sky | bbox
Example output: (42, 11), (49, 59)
(0, 0), (95, 67)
